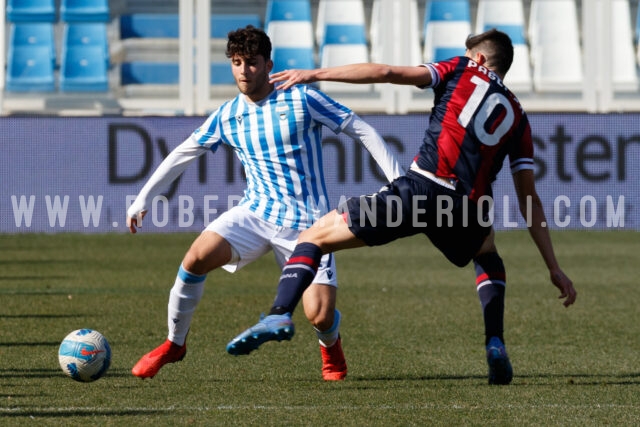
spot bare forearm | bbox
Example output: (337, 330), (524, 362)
(523, 197), (560, 271)
(313, 63), (395, 84)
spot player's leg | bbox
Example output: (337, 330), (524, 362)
(226, 209), (362, 355)
(302, 283), (347, 381)
(132, 231), (233, 379)
(474, 229), (512, 385)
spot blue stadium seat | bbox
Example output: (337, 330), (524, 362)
(211, 14), (262, 39)
(210, 62), (235, 85)
(265, 0), (315, 72)
(320, 24), (369, 92)
(265, 0), (311, 26)
(271, 47), (315, 73)
(316, 0), (366, 47)
(120, 62), (179, 85)
(63, 23), (109, 67)
(120, 13), (262, 40)
(423, 0), (471, 62)
(60, 0), (110, 23)
(120, 62), (235, 86)
(120, 14), (180, 39)
(6, 0), (56, 23)
(60, 46), (109, 91)
(6, 45), (55, 91)
(10, 23), (56, 68)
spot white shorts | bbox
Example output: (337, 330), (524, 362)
(205, 205), (337, 287)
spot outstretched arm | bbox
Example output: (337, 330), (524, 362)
(126, 137), (207, 233)
(512, 169), (577, 307)
(270, 63), (433, 90)
(341, 115), (404, 182)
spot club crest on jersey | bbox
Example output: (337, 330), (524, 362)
(276, 104), (289, 120)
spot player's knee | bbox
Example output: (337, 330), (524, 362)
(303, 302), (334, 330)
(307, 311), (334, 331)
(182, 249), (209, 275)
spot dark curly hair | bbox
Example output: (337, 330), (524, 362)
(465, 28), (514, 76)
(225, 25), (272, 61)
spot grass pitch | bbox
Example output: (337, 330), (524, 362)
(1, 231), (639, 425)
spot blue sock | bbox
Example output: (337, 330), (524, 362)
(474, 252), (506, 345)
(269, 243), (323, 315)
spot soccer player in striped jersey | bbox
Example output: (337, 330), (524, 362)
(127, 26), (403, 381)
(232, 29), (577, 385)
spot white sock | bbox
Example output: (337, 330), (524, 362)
(315, 309), (341, 348)
(167, 264), (206, 346)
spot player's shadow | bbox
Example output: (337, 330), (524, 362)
(0, 368), (62, 378)
(353, 372), (640, 386)
(0, 408), (171, 418)
(0, 276), (70, 282)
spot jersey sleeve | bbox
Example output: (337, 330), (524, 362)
(509, 118), (535, 174)
(419, 57), (462, 89)
(190, 102), (229, 151)
(304, 86), (354, 133)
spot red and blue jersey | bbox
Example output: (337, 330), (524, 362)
(416, 56), (534, 202)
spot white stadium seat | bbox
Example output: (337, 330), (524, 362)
(529, 0), (583, 92)
(265, 0), (315, 72)
(475, 0), (532, 93)
(610, 0), (638, 91)
(423, 0), (471, 63)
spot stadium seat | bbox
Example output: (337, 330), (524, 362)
(60, 0), (110, 23)
(119, 13), (242, 86)
(315, 0), (366, 48)
(210, 62), (235, 85)
(6, 22), (56, 92)
(119, 14), (180, 39)
(637, 3), (640, 66)
(610, 0), (638, 91)
(211, 14), (262, 39)
(64, 23), (109, 67)
(265, 0), (315, 72)
(6, 0), (56, 23)
(370, 0), (421, 65)
(475, 0), (532, 92)
(423, 0), (471, 63)
(120, 62), (179, 85)
(529, 0), (583, 92)
(9, 23), (56, 68)
(120, 13), (262, 40)
(320, 24), (370, 92)
(120, 62), (235, 86)
(60, 46), (109, 91)
(6, 45), (55, 92)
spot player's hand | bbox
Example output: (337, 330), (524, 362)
(126, 210), (147, 234)
(270, 69), (317, 90)
(550, 268), (576, 307)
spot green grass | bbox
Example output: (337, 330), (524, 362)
(1, 231), (639, 425)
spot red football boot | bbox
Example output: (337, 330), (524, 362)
(131, 339), (186, 379)
(320, 337), (347, 381)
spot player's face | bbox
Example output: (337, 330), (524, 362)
(231, 54), (274, 100)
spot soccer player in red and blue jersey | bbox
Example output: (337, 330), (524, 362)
(229, 29), (577, 385)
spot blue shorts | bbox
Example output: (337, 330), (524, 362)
(340, 170), (492, 267)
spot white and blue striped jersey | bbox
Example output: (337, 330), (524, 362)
(192, 85), (352, 230)
(128, 85), (402, 230)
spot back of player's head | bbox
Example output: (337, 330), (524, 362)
(226, 25), (272, 61)
(465, 28), (514, 77)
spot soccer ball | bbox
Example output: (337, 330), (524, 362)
(58, 329), (111, 382)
